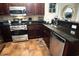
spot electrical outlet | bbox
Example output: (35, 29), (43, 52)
(70, 30), (75, 35)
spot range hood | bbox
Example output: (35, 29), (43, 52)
(9, 6), (26, 16)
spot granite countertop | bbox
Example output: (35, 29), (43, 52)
(43, 24), (79, 43)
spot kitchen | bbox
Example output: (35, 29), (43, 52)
(0, 3), (79, 56)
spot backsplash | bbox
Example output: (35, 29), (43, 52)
(0, 15), (44, 21)
(56, 20), (79, 39)
(57, 20), (79, 30)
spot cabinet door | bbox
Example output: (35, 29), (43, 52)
(1, 25), (12, 42)
(0, 3), (9, 15)
(26, 3), (44, 15)
(63, 42), (79, 56)
(42, 25), (51, 48)
(27, 24), (43, 39)
(50, 34), (65, 56)
(35, 3), (44, 15)
(26, 3), (35, 15)
(0, 22), (4, 43)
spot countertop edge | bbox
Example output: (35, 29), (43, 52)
(43, 24), (79, 43)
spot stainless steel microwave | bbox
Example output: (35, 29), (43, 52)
(9, 6), (26, 16)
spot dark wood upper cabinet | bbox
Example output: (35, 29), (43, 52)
(26, 3), (36, 15)
(0, 3), (9, 15)
(35, 3), (44, 15)
(0, 3), (44, 16)
(27, 3), (44, 15)
(9, 3), (44, 15)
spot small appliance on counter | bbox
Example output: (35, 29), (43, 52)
(51, 17), (59, 28)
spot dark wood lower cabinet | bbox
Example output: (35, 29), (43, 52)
(72, 42), (79, 56)
(27, 24), (44, 39)
(43, 26), (51, 48)
(28, 30), (43, 39)
(27, 24), (51, 48)
(0, 25), (12, 42)
(63, 42), (79, 56)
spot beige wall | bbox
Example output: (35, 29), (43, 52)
(76, 4), (79, 22)
(0, 15), (44, 21)
(44, 3), (79, 22)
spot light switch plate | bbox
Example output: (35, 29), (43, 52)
(71, 25), (77, 29)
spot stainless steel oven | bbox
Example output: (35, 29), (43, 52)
(10, 25), (28, 42)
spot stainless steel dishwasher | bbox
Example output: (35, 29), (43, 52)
(50, 32), (66, 56)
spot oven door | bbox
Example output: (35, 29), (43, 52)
(11, 30), (27, 35)
(11, 30), (28, 42)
